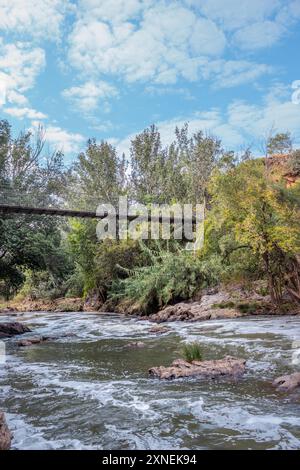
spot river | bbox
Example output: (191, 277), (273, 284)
(0, 312), (300, 449)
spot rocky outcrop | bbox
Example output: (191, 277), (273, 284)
(0, 322), (31, 338)
(149, 356), (246, 380)
(145, 287), (278, 323)
(0, 412), (12, 450)
(272, 372), (300, 392)
(147, 291), (243, 323)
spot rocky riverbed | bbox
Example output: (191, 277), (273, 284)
(0, 311), (300, 449)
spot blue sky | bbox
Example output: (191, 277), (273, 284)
(0, 0), (300, 162)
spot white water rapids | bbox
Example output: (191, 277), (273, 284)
(0, 312), (300, 449)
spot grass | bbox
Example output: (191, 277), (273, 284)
(182, 342), (203, 363)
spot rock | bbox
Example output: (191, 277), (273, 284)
(149, 356), (246, 380)
(147, 291), (245, 323)
(272, 372), (300, 392)
(17, 333), (76, 347)
(0, 307), (18, 314)
(149, 324), (170, 334)
(127, 341), (145, 349)
(0, 412), (12, 450)
(148, 301), (243, 323)
(18, 336), (45, 347)
(0, 322), (31, 338)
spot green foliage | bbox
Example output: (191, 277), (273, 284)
(130, 123), (221, 205)
(1, 117), (299, 309)
(0, 120), (75, 300)
(110, 244), (222, 314)
(182, 342), (203, 362)
(206, 156), (300, 304)
(267, 132), (292, 155)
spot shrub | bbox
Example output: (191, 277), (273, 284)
(182, 342), (203, 362)
(109, 244), (222, 315)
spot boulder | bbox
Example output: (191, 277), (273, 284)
(272, 372), (300, 392)
(0, 412), (12, 450)
(127, 341), (146, 349)
(149, 356), (246, 380)
(0, 322), (31, 338)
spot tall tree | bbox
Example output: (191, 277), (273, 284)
(0, 120), (69, 298)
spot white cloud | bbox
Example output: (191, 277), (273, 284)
(206, 60), (273, 88)
(67, 0), (285, 92)
(227, 90), (300, 143)
(0, 40), (45, 100)
(31, 121), (85, 155)
(114, 85), (300, 157)
(194, 0), (280, 31)
(6, 90), (28, 106)
(62, 81), (118, 113)
(78, 0), (144, 23)
(4, 107), (47, 119)
(233, 21), (285, 50)
(0, 0), (69, 40)
(68, 2), (227, 84)
(190, 0), (300, 50)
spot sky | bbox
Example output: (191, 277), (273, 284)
(0, 0), (300, 162)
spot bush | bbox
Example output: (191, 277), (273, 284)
(110, 243), (222, 314)
(182, 342), (202, 362)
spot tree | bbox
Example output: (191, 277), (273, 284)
(70, 139), (127, 210)
(267, 132), (293, 155)
(129, 123), (221, 206)
(207, 157), (300, 305)
(0, 120), (70, 299)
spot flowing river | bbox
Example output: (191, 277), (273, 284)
(0, 312), (300, 450)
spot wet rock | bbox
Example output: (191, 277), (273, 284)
(149, 356), (246, 380)
(17, 332), (76, 346)
(127, 341), (145, 349)
(148, 324), (170, 334)
(0, 322), (31, 338)
(272, 372), (300, 392)
(18, 336), (46, 347)
(0, 412), (12, 450)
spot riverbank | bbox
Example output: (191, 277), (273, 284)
(0, 297), (86, 314)
(1, 284), (300, 320)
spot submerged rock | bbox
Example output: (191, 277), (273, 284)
(148, 324), (170, 334)
(0, 322), (31, 338)
(149, 356), (246, 380)
(18, 337), (46, 347)
(17, 332), (76, 347)
(272, 372), (300, 392)
(127, 341), (146, 349)
(0, 412), (12, 450)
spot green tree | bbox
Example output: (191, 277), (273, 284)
(0, 120), (70, 299)
(207, 158), (300, 304)
(267, 132), (293, 155)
